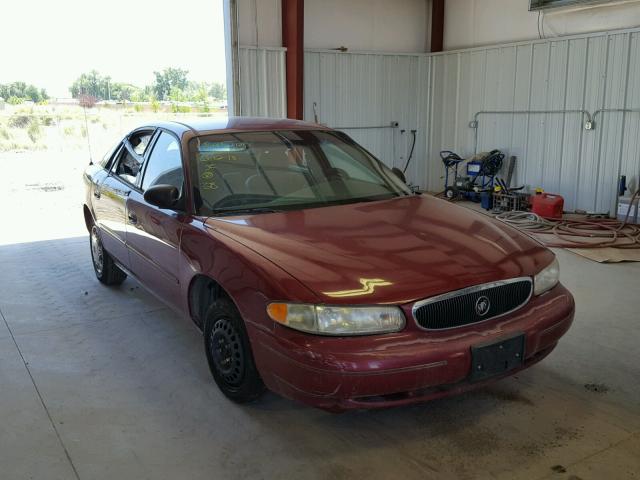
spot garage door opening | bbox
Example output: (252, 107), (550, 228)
(0, 0), (227, 246)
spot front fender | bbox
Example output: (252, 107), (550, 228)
(178, 219), (320, 335)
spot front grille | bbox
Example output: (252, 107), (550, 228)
(413, 278), (532, 330)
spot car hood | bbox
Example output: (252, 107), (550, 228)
(204, 195), (553, 304)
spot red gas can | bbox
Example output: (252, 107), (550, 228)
(531, 193), (564, 219)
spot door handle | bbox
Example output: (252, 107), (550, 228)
(128, 212), (138, 224)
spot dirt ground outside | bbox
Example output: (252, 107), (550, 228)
(0, 103), (225, 246)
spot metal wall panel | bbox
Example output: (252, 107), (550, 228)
(429, 28), (640, 214)
(303, 50), (431, 187)
(238, 47), (286, 117)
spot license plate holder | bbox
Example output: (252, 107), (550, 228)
(470, 334), (525, 381)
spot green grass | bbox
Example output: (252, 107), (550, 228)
(27, 120), (41, 143)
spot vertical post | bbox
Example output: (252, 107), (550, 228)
(282, 0), (304, 119)
(224, 0), (241, 116)
(431, 0), (445, 53)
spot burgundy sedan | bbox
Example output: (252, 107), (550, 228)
(83, 117), (574, 411)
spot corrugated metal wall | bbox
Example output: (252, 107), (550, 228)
(304, 50), (431, 187)
(430, 28), (640, 213)
(239, 28), (640, 213)
(238, 47), (287, 118)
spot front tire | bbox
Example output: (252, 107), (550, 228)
(90, 225), (127, 286)
(204, 299), (265, 403)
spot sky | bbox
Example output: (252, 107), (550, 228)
(0, 0), (227, 97)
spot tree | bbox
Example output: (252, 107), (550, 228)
(25, 85), (40, 102)
(209, 82), (226, 101)
(168, 86), (187, 103)
(109, 83), (138, 102)
(0, 81), (48, 103)
(70, 70), (106, 100)
(65, 69), (216, 105)
(70, 71), (142, 102)
(194, 82), (209, 104)
(153, 67), (189, 101)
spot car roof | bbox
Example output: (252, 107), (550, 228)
(140, 116), (330, 137)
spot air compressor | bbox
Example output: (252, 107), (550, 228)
(441, 149), (505, 201)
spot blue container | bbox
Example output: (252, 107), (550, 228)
(480, 191), (493, 210)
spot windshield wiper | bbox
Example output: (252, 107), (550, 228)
(209, 207), (282, 217)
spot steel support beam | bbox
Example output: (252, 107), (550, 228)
(431, 0), (445, 53)
(282, 0), (304, 119)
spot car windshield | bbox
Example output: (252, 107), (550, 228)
(188, 130), (411, 215)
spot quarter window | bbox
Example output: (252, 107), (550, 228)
(113, 146), (143, 185)
(99, 140), (122, 169)
(141, 132), (184, 192)
(130, 131), (154, 155)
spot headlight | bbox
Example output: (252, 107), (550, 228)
(266, 303), (405, 335)
(533, 258), (560, 296)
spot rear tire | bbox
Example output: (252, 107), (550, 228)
(90, 225), (127, 286)
(204, 298), (265, 403)
(445, 186), (457, 200)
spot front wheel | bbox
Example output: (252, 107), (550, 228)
(90, 225), (127, 286)
(204, 299), (265, 403)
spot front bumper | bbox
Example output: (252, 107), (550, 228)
(249, 283), (575, 411)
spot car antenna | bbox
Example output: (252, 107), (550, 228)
(80, 86), (93, 165)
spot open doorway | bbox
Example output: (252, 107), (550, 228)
(0, 0), (228, 245)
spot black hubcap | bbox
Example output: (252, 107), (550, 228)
(209, 318), (244, 386)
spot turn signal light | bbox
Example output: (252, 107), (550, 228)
(267, 303), (288, 324)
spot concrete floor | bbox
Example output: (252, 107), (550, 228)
(0, 240), (638, 480)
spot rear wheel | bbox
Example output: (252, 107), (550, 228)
(90, 225), (127, 286)
(204, 298), (265, 403)
(444, 186), (457, 200)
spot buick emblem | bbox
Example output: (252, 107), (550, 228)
(475, 296), (491, 316)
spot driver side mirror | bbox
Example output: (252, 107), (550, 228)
(391, 167), (406, 184)
(144, 184), (180, 210)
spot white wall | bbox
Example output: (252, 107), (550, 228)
(237, 0), (282, 47)
(444, 0), (640, 50)
(239, 47), (287, 117)
(237, 0), (432, 52)
(430, 28), (640, 214)
(305, 0), (431, 52)
(304, 51), (431, 185)
(235, 0), (285, 117)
